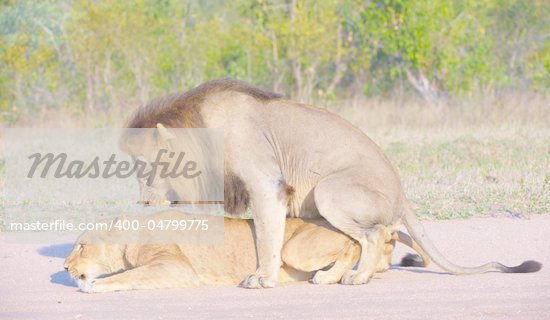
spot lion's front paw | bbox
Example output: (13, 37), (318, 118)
(340, 270), (371, 285)
(140, 186), (170, 206)
(143, 194), (170, 206)
(241, 272), (276, 289)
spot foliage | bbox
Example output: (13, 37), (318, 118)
(0, 0), (549, 122)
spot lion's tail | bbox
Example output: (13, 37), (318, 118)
(402, 206), (542, 274)
(393, 230), (431, 267)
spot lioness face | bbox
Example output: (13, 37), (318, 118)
(64, 241), (124, 291)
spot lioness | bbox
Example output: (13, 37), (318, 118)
(121, 79), (541, 288)
(64, 211), (426, 293)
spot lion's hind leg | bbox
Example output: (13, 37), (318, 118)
(313, 172), (395, 285)
(339, 224), (391, 285)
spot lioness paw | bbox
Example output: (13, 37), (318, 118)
(340, 270), (371, 285)
(79, 279), (117, 293)
(77, 279), (96, 293)
(310, 270), (340, 285)
(242, 272), (276, 289)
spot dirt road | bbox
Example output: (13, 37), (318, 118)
(1, 215), (549, 319)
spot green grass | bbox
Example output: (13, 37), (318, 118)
(370, 126), (550, 219)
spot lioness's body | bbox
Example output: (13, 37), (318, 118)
(65, 210), (427, 293)
(64, 212), (354, 292)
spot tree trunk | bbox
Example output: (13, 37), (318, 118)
(292, 58), (304, 101)
(405, 68), (440, 105)
(86, 56), (95, 113)
(327, 23), (346, 94)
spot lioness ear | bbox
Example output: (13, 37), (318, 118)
(156, 123), (176, 141)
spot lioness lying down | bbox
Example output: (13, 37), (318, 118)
(64, 211), (426, 293)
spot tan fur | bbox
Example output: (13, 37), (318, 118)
(122, 79), (539, 288)
(64, 211), (424, 293)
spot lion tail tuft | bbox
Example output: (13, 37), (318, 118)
(500, 260), (542, 273)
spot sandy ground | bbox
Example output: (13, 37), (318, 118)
(1, 215), (549, 320)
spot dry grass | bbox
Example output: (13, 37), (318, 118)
(328, 94), (550, 219)
(1, 93), (549, 221)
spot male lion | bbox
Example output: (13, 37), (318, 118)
(64, 210), (426, 292)
(121, 79), (541, 288)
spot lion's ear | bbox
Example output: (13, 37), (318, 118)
(156, 123), (176, 141)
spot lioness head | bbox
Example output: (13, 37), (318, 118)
(64, 230), (126, 291)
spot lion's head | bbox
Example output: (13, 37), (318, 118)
(120, 80), (263, 209)
(120, 124), (224, 207)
